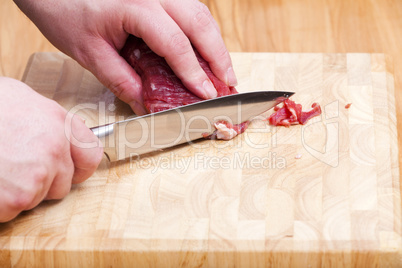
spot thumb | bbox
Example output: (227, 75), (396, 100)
(80, 41), (147, 115)
(67, 114), (104, 184)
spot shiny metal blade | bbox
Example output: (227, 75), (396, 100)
(91, 91), (294, 161)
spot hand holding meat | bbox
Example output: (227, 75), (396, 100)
(14, 0), (237, 115)
(0, 78), (103, 222)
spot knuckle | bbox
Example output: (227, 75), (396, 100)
(47, 137), (69, 161)
(47, 185), (71, 200)
(108, 79), (136, 101)
(8, 194), (34, 212)
(47, 102), (69, 129)
(107, 86), (120, 100)
(169, 32), (192, 56)
(30, 166), (49, 191)
(215, 45), (230, 62)
(108, 80), (127, 99)
(7, 172), (44, 212)
(203, 44), (230, 69)
(57, 187), (71, 199)
(193, 5), (212, 29)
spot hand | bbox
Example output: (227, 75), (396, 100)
(13, 0), (237, 115)
(0, 78), (103, 222)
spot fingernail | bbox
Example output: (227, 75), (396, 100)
(226, 67), (238, 86)
(203, 80), (217, 99)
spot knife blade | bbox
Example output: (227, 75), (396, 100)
(91, 91), (294, 161)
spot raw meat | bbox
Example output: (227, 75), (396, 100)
(120, 35), (238, 113)
(345, 103), (352, 109)
(268, 99), (322, 127)
(202, 120), (250, 140)
(120, 35), (244, 140)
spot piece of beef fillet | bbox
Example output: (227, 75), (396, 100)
(268, 99), (322, 127)
(120, 35), (238, 113)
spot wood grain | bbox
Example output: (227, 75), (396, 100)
(2, 0), (402, 179)
(1, 0), (402, 266)
(0, 52), (399, 267)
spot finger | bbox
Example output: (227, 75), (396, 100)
(160, 0), (237, 87)
(78, 39), (147, 115)
(0, 180), (32, 222)
(45, 172), (73, 200)
(125, 2), (217, 99)
(0, 182), (16, 222)
(66, 114), (104, 184)
(0, 166), (52, 216)
(44, 153), (75, 200)
(0, 191), (20, 222)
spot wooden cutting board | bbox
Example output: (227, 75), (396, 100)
(0, 52), (401, 267)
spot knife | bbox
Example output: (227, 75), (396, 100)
(91, 91), (294, 161)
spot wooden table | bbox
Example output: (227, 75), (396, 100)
(1, 0), (402, 267)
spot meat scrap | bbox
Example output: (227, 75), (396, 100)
(202, 120), (250, 140)
(345, 103), (352, 109)
(268, 99), (322, 127)
(120, 35), (245, 140)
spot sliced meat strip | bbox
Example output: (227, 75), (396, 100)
(268, 99), (322, 127)
(202, 120), (249, 140)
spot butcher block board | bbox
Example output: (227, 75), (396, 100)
(0, 52), (401, 267)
